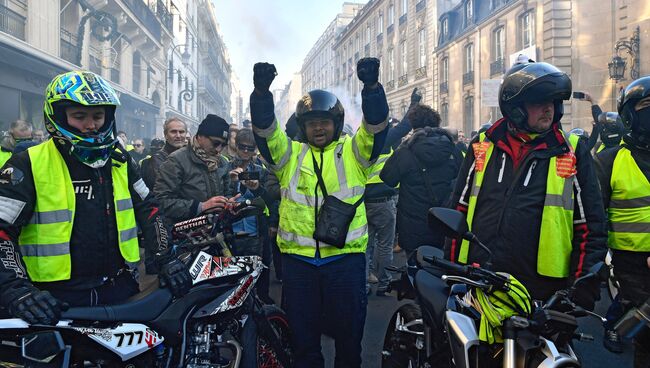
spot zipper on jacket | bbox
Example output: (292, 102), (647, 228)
(523, 160), (537, 187)
(498, 153), (506, 183)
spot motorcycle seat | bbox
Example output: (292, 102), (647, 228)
(61, 287), (173, 323)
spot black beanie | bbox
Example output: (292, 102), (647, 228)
(197, 114), (229, 139)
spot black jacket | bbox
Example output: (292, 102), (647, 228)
(141, 142), (179, 190)
(380, 127), (462, 250)
(0, 141), (168, 307)
(446, 119), (608, 300)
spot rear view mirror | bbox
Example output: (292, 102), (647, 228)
(428, 207), (469, 239)
(21, 330), (66, 364)
(589, 262), (609, 282)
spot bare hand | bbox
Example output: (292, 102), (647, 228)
(201, 196), (228, 212)
(584, 92), (593, 104)
(229, 167), (244, 181)
(242, 180), (260, 190)
(647, 256), (650, 269)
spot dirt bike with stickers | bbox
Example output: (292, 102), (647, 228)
(0, 198), (292, 368)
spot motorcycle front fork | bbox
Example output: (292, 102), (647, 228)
(502, 319), (518, 368)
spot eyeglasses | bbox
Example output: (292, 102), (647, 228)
(133, 144), (143, 147)
(209, 138), (228, 148)
(237, 144), (256, 152)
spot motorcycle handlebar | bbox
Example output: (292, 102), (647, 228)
(424, 256), (470, 276)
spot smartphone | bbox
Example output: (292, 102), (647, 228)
(573, 91), (586, 100)
(238, 171), (260, 181)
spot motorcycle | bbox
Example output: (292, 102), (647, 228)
(382, 207), (608, 368)
(0, 198), (292, 367)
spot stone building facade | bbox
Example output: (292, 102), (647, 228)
(0, 0), (175, 140)
(301, 3), (364, 93)
(333, 0), (437, 121)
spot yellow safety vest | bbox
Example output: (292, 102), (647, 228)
(608, 147), (650, 252)
(367, 150), (392, 185)
(18, 140), (140, 282)
(0, 149), (11, 168)
(460, 132), (580, 278)
(262, 121), (375, 258)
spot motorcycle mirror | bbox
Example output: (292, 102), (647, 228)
(589, 261), (609, 282)
(428, 207), (470, 239)
(21, 330), (66, 364)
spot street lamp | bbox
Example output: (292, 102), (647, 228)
(608, 26), (641, 81)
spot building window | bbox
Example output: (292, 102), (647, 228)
(465, 0), (473, 24)
(441, 18), (448, 38)
(440, 102), (449, 125)
(465, 43), (474, 73)
(441, 57), (448, 83)
(378, 14), (384, 34)
(388, 48), (395, 81)
(418, 28), (426, 67)
(388, 4), (395, 25)
(366, 24), (370, 45)
(520, 10), (535, 48)
(401, 42), (407, 75)
(464, 96), (474, 135)
(493, 26), (505, 61)
(401, 0), (408, 16)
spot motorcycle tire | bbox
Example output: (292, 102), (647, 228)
(257, 304), (293, 368)
(381, 303), (425, 368)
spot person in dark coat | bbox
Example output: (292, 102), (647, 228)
(380, 104), (462, 254)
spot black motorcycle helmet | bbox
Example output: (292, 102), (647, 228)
(598, 112), (624, 147)
(618, 76), (650, 137)
(499, 62), (572, 131)
(295, 90), (345, 141)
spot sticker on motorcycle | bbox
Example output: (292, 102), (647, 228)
(73, 324), (164, 362)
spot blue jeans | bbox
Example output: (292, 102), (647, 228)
(282, 253), (368, 368)
(365, 197), (397, 290)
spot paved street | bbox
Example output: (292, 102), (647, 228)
(268, 251), (634, 368)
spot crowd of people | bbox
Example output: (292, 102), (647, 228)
(0, 55), (648, 368)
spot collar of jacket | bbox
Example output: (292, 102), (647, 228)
(307, 136), (345, 153)
(163, 141), (180, 155)
(485, 118), (572, 157)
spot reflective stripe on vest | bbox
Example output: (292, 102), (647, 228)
(277, 137), (368, 258)
(366, 151), (391, 185)
(460, 132), (579, 278)
(18, 140), (140, 282)
(608, 147), (650, 252)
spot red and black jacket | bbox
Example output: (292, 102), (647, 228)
(445, 118), (608, 301)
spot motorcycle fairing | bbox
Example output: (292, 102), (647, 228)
(68, 323), (164, 362)
(189, 252), (263, 285)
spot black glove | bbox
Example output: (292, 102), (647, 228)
(159, 258), (192, 297)
(253, 62), (277, 92)
(356, 57), (380, 86)
(410, 87), (422, 105)
(9, 289), (65, 325)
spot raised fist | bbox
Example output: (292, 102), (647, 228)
(356, 57), (380, 86)
(253, 62), (277, 92)
(410, 87), (422, 105)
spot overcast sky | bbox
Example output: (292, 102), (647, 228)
(212, 1), (368, 95)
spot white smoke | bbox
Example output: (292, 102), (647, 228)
(327, 85), (363, 132)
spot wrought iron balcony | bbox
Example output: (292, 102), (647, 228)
(490, 58), (505, 76)
(415, 66), (427, 80)
(398, 74), (408, 87)
(440, 81), (448, 94)
(153, 0), (173, 33)
(463, 71), (474, 86)
(385, 80), (395, 91)
(123, 0), (161, 40)
(60, 28), (79, 65)
(89, 45), (102, 75)
(0, 2), (26, 41)
(416, 0), (426, 13)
